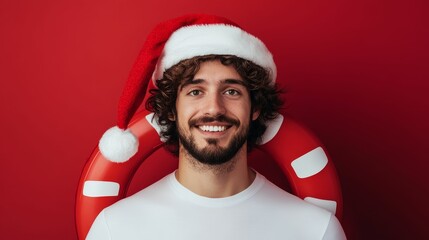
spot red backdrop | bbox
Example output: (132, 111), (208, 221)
(0, 0), (427, 239)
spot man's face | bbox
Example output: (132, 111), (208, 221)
(175, 60), (259, 165)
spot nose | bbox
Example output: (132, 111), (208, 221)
(203, 92), (226, 116)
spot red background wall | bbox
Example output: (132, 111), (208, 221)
(1, 0), (427, 239)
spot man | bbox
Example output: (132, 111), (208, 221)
(89, 14), (346, 239)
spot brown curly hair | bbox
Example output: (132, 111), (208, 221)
(146, 55), (283, 155)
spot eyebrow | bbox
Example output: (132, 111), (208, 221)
(222, 79), (246, 86)
(179, 79), (204, 91)
(179, 78), (245, 91)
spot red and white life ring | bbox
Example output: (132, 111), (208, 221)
(76, 109), (343, 239)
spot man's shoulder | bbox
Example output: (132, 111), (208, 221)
(252, 174), (337, 238)
(103, 172), (174, 216)
(256, 173), (333, 219)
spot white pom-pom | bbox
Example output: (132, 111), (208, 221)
(99, 126), (139, 163)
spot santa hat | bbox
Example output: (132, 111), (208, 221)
(99, 14), (277, 163)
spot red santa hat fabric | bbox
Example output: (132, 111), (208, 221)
(99, 14), (276, 163)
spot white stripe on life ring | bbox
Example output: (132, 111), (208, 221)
(258, 114), (284, 145)
(291, 147), (328, 178)
(83, 181), (120, 197)
(304, 197), (337, 214)
(145, 113), (167, 142)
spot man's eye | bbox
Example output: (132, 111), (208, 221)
(224, 89), (240, 95)
(188, 90), (201, 96)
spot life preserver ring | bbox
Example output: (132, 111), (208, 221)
(75, 109), (343, 239)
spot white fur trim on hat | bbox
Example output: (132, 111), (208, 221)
(98, 126), (138, 163)
(153, 24), (277, 82)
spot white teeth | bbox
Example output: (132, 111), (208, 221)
(199, 125), (226, 132)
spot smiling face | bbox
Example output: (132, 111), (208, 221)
(175, 60), (259, 165)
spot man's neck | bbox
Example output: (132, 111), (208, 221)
(175, 146), (256, 198)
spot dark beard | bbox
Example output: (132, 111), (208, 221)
(178, 116), (249, 165)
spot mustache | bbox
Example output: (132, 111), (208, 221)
(189, 115), (240, 127)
